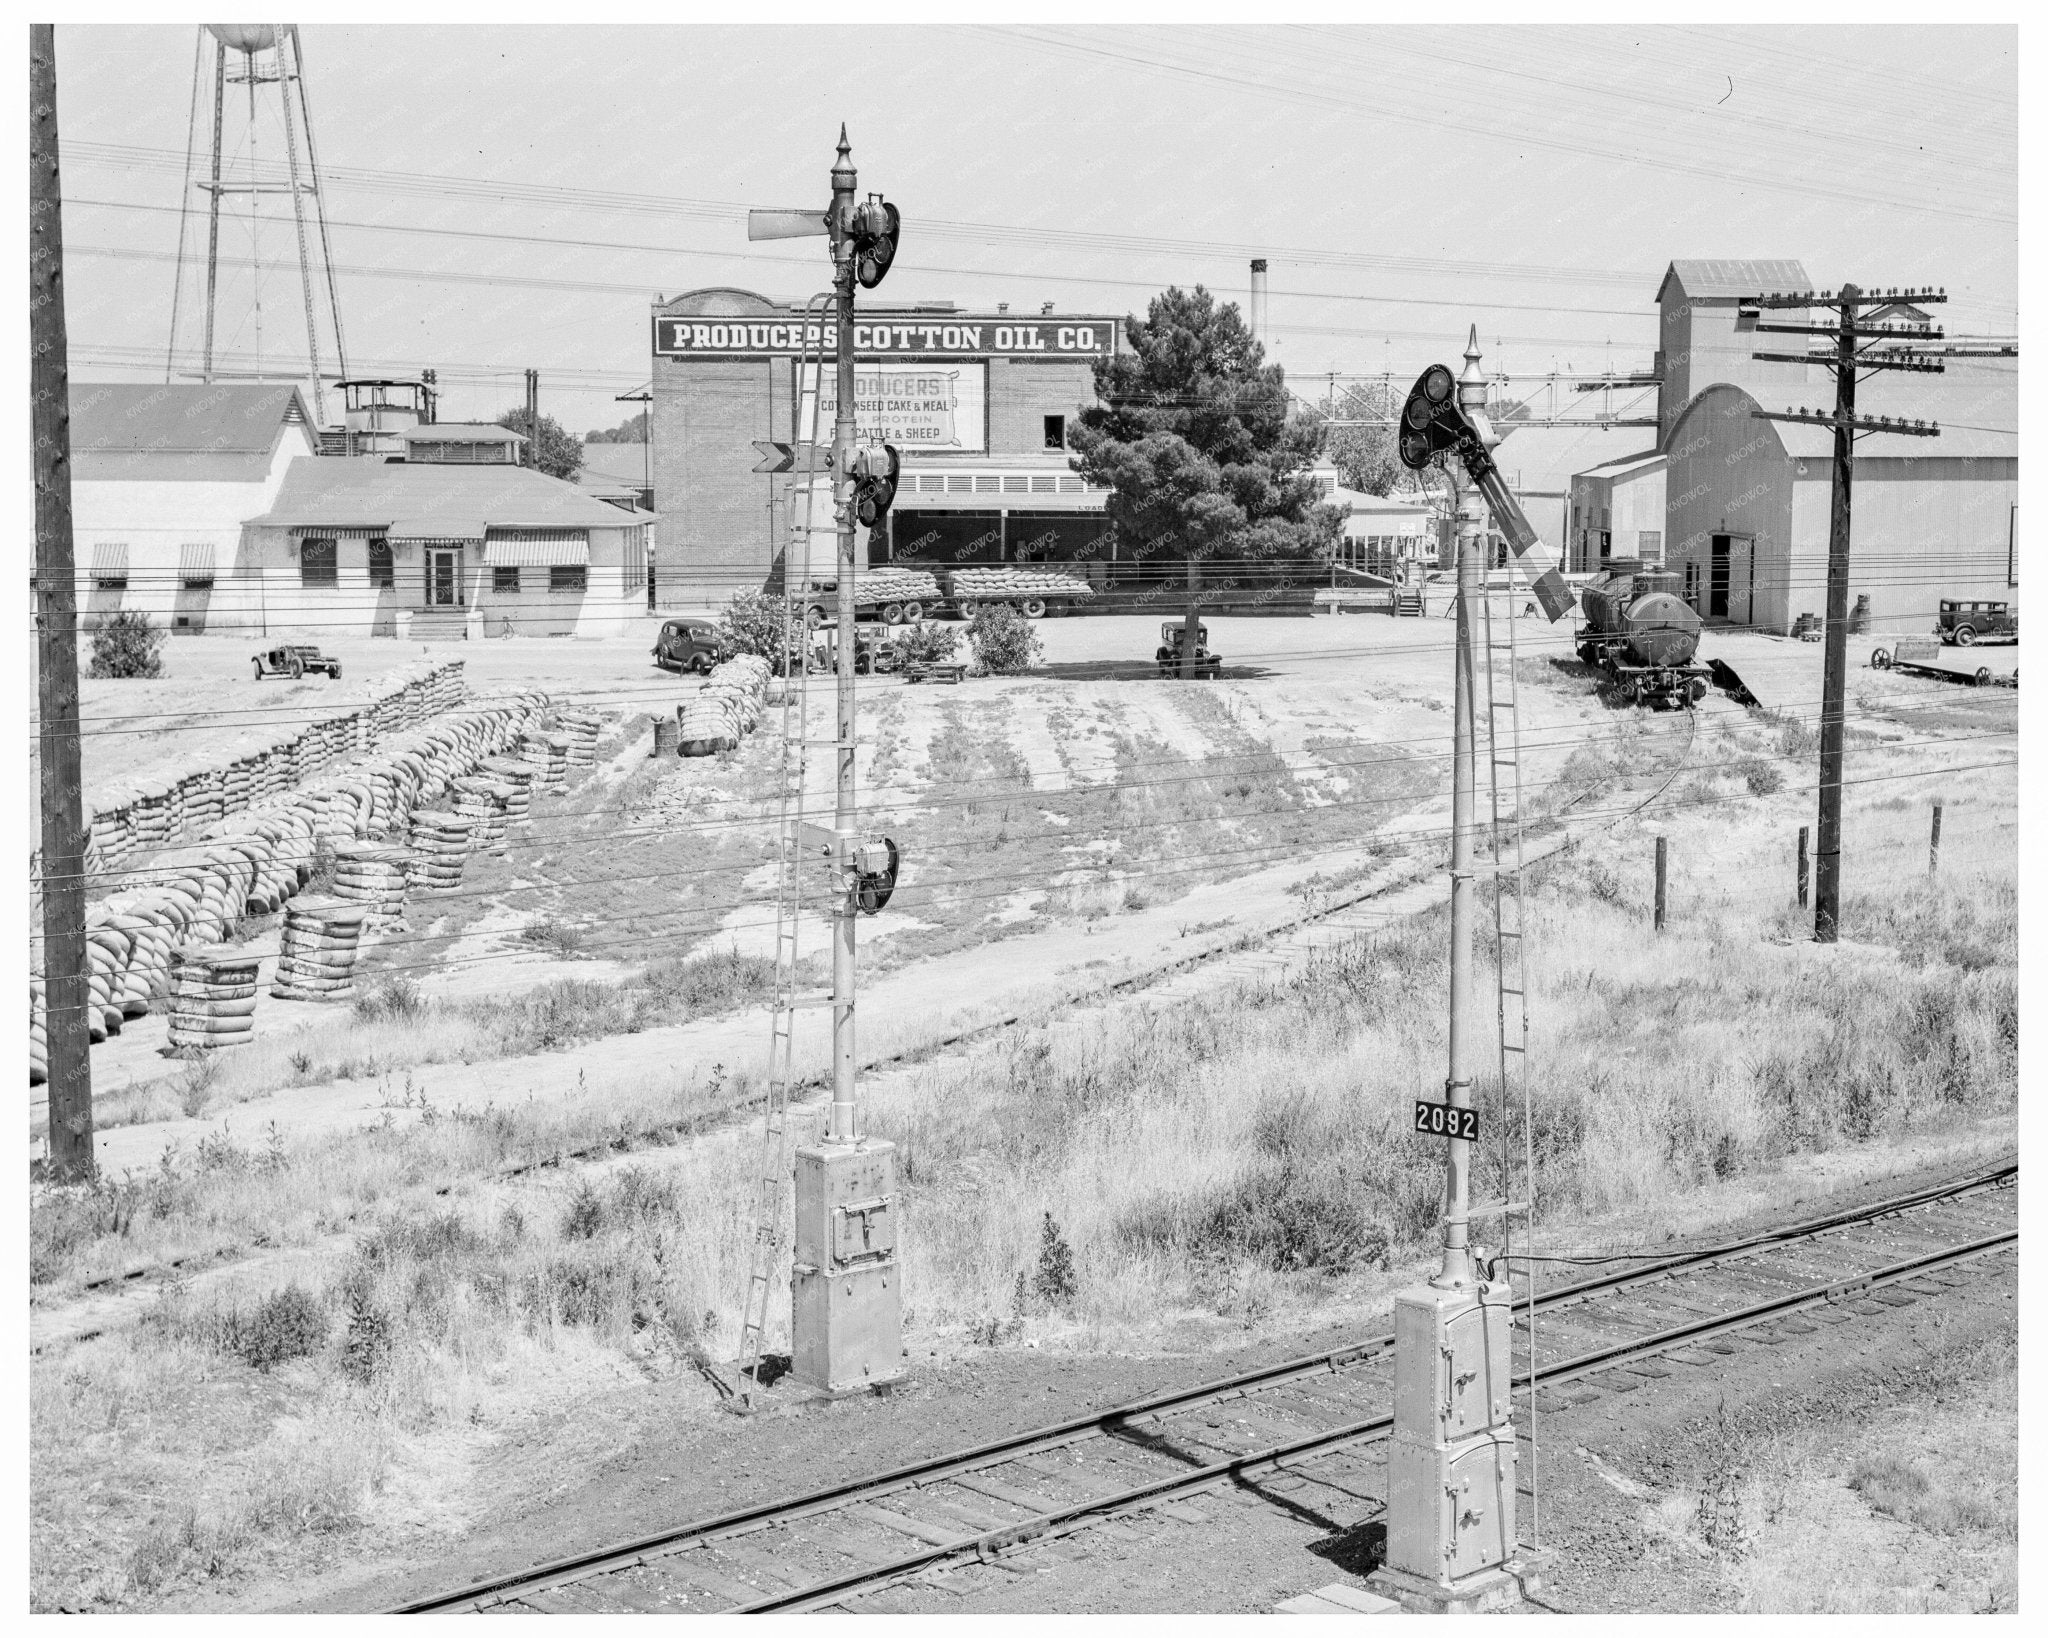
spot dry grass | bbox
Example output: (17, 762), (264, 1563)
(1727, 1330), (2017, 1612)
(29, 713), (2015, 1610)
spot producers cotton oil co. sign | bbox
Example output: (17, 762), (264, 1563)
(652, 316), (1116, 358)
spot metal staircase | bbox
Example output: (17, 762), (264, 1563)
(734, 295), (832, 1407)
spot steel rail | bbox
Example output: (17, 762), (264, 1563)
(734, 1227), (2016, 1613)
(393, 1159), (2012, 1614)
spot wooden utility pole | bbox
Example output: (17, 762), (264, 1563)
(31, 23), (95, 1180)
(524, 368), (539, 467)
(1744, 282), (2014, 943)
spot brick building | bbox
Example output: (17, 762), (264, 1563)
(649, 288), (1123, 609)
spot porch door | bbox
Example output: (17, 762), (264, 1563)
(1709, 535), (1732, 619)
(428, 549), (461, 606)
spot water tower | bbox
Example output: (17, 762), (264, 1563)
(166, 24), (349, 424)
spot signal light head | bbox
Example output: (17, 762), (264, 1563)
(1397, 363), (1473, 471)
(851, 441), (901, 527)
(850, 196), (900, 290)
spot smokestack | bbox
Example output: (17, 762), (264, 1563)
(1249, 259), (1268, 351)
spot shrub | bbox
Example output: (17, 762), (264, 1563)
(717, 591), (799, 671)
(353, 975), (425, 1023)
(896, 622), (960, 666)
(968, 603), (1042, 675)
(87, 610), (165, 679)
(1737, 755), (1784, 796)
(521, 917), (586, 956)
(233, 1283), (327, 1372)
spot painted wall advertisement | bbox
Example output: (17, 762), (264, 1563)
(799, 362), (987, 454)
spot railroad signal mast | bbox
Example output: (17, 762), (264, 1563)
(1370, 331), (1566, 1613)
(1740, 283), (2016, 945)
(737, 131), (907, 1400)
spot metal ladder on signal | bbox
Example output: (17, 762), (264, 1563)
(1479, 567), (1542, 1547)
(735, 294), (833, 1407)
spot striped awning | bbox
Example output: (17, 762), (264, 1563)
(482, 535), (589, 567)
(178, 543), (217, 582)
(89, 542), (129, 576)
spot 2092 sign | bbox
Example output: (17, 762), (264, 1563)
(1413, 1100), (1479, 1141)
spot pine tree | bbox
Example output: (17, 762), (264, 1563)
(1068, 286), (1337, 593)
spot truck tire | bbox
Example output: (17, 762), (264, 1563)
(287, 656), (304, 679)
(882, 602), (905, 625)
(252, 659), (264, 681)
(902, 601), (923, 623)
(805, 604), (826, 628)
(1021, 598), (1047, 620)
(329, 663), (341, 681)
(956, 600), (978, 620)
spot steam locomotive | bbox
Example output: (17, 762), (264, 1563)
(1575, 560), (1712, 709)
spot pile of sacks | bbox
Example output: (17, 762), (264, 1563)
(167, 947), (262, 1052)
(555, 707), (603, 767)
(27, 687), (585, 1073)
(271, 898), (371, 1001)
(675, 654), (771, 757)
(73, 661), (465, 879)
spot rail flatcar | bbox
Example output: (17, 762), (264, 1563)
(1575, 560), (1711, 709)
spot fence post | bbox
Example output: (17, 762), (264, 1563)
(1654, 835), (1668, 932)
(1797, 825), (1810, 909)
(1929, 799), (1943, 875)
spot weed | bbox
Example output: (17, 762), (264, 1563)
(1696, 1398), (1747, 1552)
(175, 1053), (221, 1120)
(232, 1284), (327, 1372)
(337, 1275), (393, 1387)
(520, 917), (586, 956)
(561, 1180), (605, 1240)
(354, 975), (426, 1024)
(1736, 755), (1785, 797)
(1034, 1213), (1077, 1307)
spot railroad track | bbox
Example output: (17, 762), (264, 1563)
(397, 1159), (2015, 1615)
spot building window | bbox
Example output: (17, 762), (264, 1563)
(549, 565), (587, 594)
(299, 539), (337, 588)
(368, 540), (394, 588)
(1043, 415), (1066, 450)
(494, 565), (522, 594)
(1638, 530), (1662, 560)
(1599, 530), (1612, 561)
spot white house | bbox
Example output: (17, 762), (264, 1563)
(69, 384), (317, 633)
(239, 458), (653, 640)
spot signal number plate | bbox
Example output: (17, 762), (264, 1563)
(1413, 1100), (1479, 1141)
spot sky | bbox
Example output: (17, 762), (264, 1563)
(52, 22), (2018, 455)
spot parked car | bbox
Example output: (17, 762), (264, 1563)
(1934, 599), (2017, 645)
(1155, 621), (1222, 679)
(252, 644), (341, 681)
(652, 618), (723, 673)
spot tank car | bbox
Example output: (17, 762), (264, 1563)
(1575, 559), (1712, 709)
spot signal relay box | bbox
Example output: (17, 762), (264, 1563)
(791, 1138), (904, 1393)
(1391, 1278), (1515, 1442)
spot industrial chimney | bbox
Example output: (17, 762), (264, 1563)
(1249, 259), (1269, 351)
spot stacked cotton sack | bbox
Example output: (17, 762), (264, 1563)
(330, 842), (413, 925)
(23, 677), (552, 1082)
(858, 567), (943, 611)
(167, 945), (262, 1051)
(517, 730), (569, 794)
(271, 898), (371, 1001)
(676, 654), (770, 758)
(947, 565), (1093, 605)
(554, 706), (602, 767)
(476, 755), (538, 831)
(406, 810), (473, 894)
